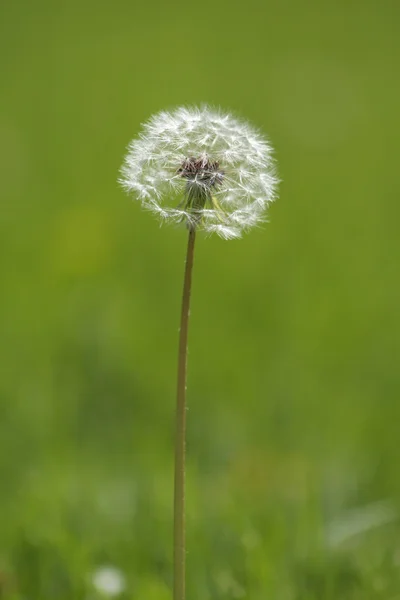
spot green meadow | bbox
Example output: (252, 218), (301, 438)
(1, 0), (400, 597)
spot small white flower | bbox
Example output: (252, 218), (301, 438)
(120, 106), (278, 239)
(91, 565), (126, 597)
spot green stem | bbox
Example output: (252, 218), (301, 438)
(174, 227), (196, 600)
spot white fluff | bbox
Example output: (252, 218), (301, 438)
(120, 106), (278, 239)
(91, 565), (126, 596)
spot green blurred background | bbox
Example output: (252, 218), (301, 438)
(1, 0), (400, 598)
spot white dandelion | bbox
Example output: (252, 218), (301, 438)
(119, 105), (278, 600)
(120, 106), (278, 239)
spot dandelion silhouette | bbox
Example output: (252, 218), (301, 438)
(120, 106), (278, 600)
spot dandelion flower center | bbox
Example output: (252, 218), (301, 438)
(177, 155), (224, 188)
(177, 154), (225, 222)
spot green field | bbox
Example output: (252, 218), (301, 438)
(1, 0), (400, 597)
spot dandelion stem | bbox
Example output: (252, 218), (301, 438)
(174, 226), (196, 600)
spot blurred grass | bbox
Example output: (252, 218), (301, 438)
(1, 0), (400, 597)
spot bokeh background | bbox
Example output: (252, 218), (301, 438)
(1, 0), (400, 598)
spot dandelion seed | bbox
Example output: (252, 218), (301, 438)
(120, 106), (278, 239)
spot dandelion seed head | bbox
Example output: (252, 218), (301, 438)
(120, 106), (278, 239)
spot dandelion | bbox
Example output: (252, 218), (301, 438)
(119, 106), (278, 600)
(120, 106), (277, 239)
